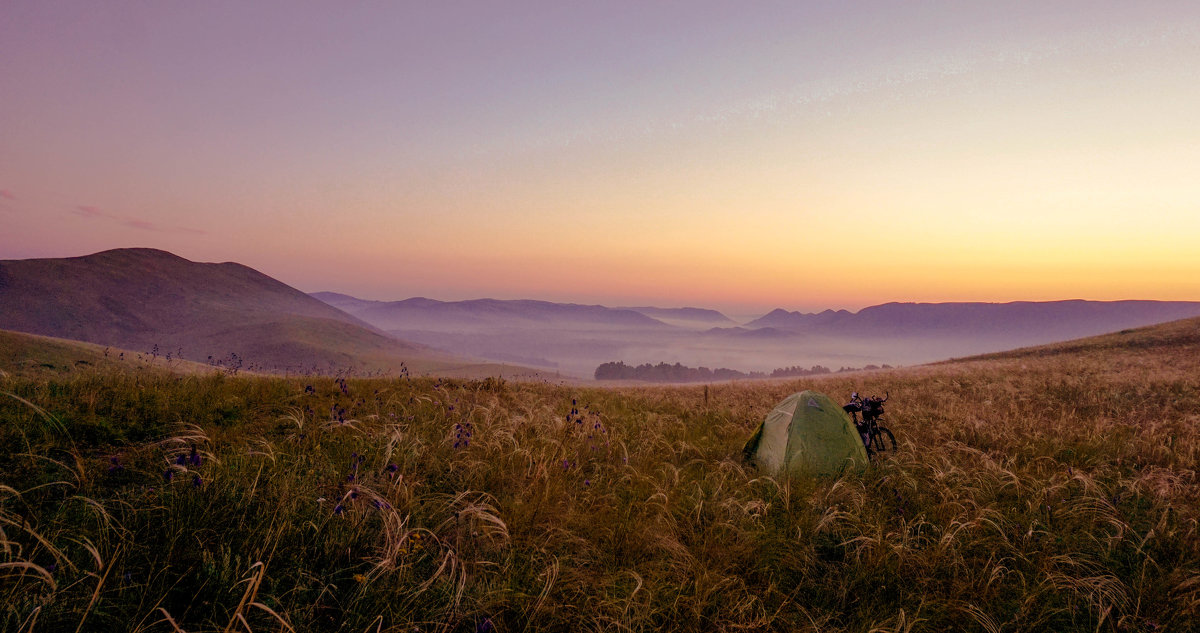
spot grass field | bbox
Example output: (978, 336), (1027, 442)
(2, 318), (1199, 632)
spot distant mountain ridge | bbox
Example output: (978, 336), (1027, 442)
(745, 308), (853, 329)
(310, 292), (673, 331)
(622, 306), (736, 326)
(0, 249), (428, 372)
(742, 300), (1200, 340)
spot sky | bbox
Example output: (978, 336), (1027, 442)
(2, 1), (1198, 315)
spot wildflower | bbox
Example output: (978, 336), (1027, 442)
(189, 446), (201, 467)
(192, 474), (203, 488)
(176, 454), (187, 466)
(163, 469), (173, 482)
(354, 573), (366, 583)
(334, 504), (344, 515)
(108, 457), (123, 472)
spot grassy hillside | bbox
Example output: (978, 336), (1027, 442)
(0, 329), (217, 378)
(0, 248), (438, 373)
(0, 328), (554, 382)
(1, 318), (1198, 631)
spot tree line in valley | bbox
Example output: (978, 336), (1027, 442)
(594, 361), (893, 382)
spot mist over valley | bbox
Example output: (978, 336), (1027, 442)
(313, 291), (1200, 379)
(5, 249), (1200, 381)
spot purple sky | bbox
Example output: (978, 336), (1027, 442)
(3, 1), (1199, 313)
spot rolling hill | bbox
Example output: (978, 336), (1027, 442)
(0, 249), (461, 374)
(621, 306), (736, 329)
(955, 312), (1200, 364)
(310, 292), (671, 332)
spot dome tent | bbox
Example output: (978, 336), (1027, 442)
(743, 390), (869, 476)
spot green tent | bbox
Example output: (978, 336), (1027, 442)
(743, 390), (869, 476)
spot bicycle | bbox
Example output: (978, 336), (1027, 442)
(844, 392), (897, 457)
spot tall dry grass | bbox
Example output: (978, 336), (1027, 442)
(1, 320), (1199, 631)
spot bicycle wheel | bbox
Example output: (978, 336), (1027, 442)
(872, 426), (897, 453)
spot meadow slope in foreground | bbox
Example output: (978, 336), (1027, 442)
(2, 317), (1198, 631)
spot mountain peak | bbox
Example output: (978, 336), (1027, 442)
(0, 249), (425, 372)
(87, 247), (189, 261)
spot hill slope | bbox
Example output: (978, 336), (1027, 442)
(952, 313), (1200, 363)
(0, 249), (433, 373)
(0, 328), (217, 378)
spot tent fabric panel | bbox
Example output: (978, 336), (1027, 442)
(784, 391), (869, 475)
(756, 393), (801, 473)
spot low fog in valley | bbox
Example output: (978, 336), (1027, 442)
(313, 292), (1200, 380)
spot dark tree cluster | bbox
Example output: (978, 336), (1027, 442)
(769, 364), (833, 378)
(594, 361), (764, 382)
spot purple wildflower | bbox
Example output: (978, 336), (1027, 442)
(192, 474), (202, 488)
